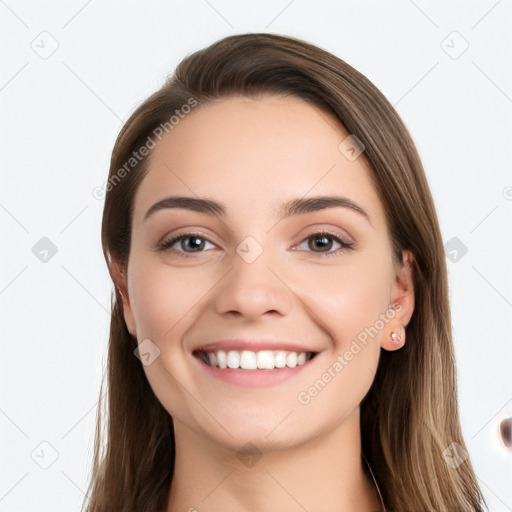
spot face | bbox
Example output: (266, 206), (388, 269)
(114, 95), (414, 452)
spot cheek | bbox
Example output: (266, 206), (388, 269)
(126, 253), (207, 421)
(294, 254), (393, 348)
(127, 254), (209, 340)
(293, 259), (390, 423)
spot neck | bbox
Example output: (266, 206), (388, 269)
(166, 408), (383, 512)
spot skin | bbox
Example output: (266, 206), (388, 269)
(112, 95), (415, 512)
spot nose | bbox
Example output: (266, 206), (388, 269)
(213, 248), (293, 320)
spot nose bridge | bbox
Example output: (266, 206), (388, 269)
(213, 234), (293, 318)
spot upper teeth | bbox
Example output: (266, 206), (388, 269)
(198, 350), (312, 369)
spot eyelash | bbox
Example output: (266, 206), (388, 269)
(156, 230), (355, 258)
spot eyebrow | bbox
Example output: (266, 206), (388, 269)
(143, 195), (371, 225)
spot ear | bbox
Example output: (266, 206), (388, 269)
(109, 256), (137, 338)
(382, 249), (415, 351)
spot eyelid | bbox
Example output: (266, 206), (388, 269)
(297, 226), (354, 244)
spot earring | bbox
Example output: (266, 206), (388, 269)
(390, 325), (404, 347)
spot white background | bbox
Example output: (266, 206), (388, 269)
(1, 1), (511, 510)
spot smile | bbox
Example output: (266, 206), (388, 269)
(194, 349), (316, 370)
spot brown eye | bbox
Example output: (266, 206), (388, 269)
(308, 234), (334, 252)
(296, 231), (354, 256)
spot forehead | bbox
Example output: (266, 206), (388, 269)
(132, 95), (383, 226)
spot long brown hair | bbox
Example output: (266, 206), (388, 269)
(84, 33), (488, 511)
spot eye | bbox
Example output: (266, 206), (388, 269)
(295, 231), (354, 256)
(156, 230), (354, 258)
(156, 232), (216, 256)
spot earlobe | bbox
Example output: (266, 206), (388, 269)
(109, 257), (137, 338)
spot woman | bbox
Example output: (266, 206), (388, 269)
(84, 33), (488, 511)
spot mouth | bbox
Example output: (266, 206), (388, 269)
(193, 349), (318, 370)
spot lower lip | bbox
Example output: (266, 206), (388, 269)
(192, 353), (317, 387)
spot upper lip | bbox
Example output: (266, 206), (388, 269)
(192, 339), (320, 354)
